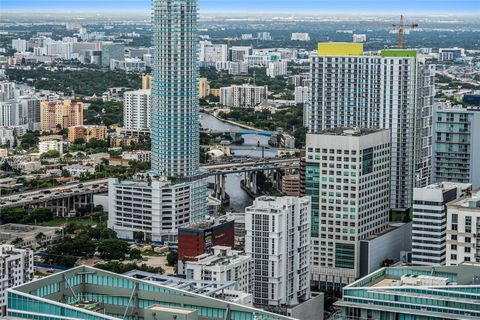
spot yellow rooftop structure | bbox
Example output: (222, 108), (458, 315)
(317, 42), (364, 56)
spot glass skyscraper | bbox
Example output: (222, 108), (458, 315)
(107, 0), (208, 243)
(151, 0), (200, 178)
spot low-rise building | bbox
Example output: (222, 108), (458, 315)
(38, 140), (64, 155)
(122, 150), (151, 162)
(185, 246), (252, 294)
(64, 164), (95, 177)
(67, 125), (85, 142)
(85, 125), (107, 142)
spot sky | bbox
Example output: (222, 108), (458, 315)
(1, 0), (479, 14)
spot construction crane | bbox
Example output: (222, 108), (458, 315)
(362, 15), (418, 49)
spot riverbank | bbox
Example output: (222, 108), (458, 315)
(201, 110), (265, 132)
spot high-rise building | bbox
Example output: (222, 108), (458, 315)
(108, 0), (208, 243)
(266, 61), (288, 78)
(245, 196), (311, 308)
(40, 100), (83, 132)
(199, 77), (209, 99)
(447, 188), (480, 266)
(199, 41), (228, 64)
(185, 246), (253, 294)
(412, 182), (471, 266)
(11, 39), (28, 53)
(334, 265), (480, 320)
(433, 106), (480, 189)
(220, 84), (268, 108)
(142, 74), (152, 90)
(123, 89), (151, 131)
(305, 128), (391, 290)
(229, 46), (252, 62)
(0, 245), (33, 316)
(294, 86), (309, 104)
(101, 43), (125, 67)
(308, 43), (435, 211)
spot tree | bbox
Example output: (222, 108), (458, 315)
(166, 251), (178, 266)
(95, 261), (164, 275)
(97, 239), (129, 260)
(129, 249), (142, 260)
(41, 150), (60, 159)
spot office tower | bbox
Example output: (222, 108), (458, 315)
(108, 0), (208, 243)
(245, 196), (311, 307)
(447, 188), (480, 265)
(19, 97), (40, 131)
(335, 265), (480, 320)
(308, 43), (435, 211)
(291, 33), (310, 41)
(433, 106), (480, 188)
(199, 78), (209, 99)
(11, 39), (28, 53)
(101, 43), (125, 67)
(185, 246), (253, 294)
(0, 245), (33, 316)
(266, 61), (288, 78)
(123, 89), (151, 131)
(294, 86), (309, 104)
(412, 182), (471, 266)
(305, 128), (391, 290)
(199, 41), (228, 64)
(40, 100), (83, 132)
(220, 84), (268, 108)
(142, 74), (152, 90)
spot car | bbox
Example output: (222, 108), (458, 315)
(43, 190), (52, 194)
(78, 184), (84, 188)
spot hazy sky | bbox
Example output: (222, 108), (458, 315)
(1, 0), (479, 13)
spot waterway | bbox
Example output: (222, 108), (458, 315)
(200, 113), (277, 212)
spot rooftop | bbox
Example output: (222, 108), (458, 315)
(317, 127), (385, 137)
(448, 188), (480, 209)
(8, 266), (287, 320)
(423, 182), (472, 192)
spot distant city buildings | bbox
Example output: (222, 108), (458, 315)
(229, 46), (253, 62)
(123, 89), (151, 131)
(141, 74), (152, 90)
(110, 58), (146, 72)
(101, 43), (125, 67)
(38, 139), (64, 155)
(412, 182), (472, 266)
(433, 106), (480, 188)
(199, 77), (209, 99)
(0, 244), (33, 316)
(266, 60), (288, 78)
(291, 33), (310, 41)
(199, 41), (228, 65)
(11, 38), (28, 53)
(246, 196), (311, 308)
(257, 32), (272, 41)
(220, 84), (268, 108)
(308, 43), (435, 211)
(352, 34), (367, 43)
(305, 128), (391, 290)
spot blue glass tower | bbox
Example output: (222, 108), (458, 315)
(151, 0), (200, 178)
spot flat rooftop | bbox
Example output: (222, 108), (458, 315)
(448, 188), (480, 209)
(317, 127), (385, 137)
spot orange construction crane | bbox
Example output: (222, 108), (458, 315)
(362, 15), (418, 49)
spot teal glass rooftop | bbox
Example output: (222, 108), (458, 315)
(7, 266), (294, 320)
(334, 265), (480, 320)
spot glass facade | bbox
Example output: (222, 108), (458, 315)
(7, 266), (291, 320)
(335, 266), (480, 320)
(151, 0), (200, 179)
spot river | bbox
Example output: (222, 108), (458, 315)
(200, 112), (277, 212)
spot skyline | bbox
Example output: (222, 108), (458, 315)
(1, 0), (479, 14)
